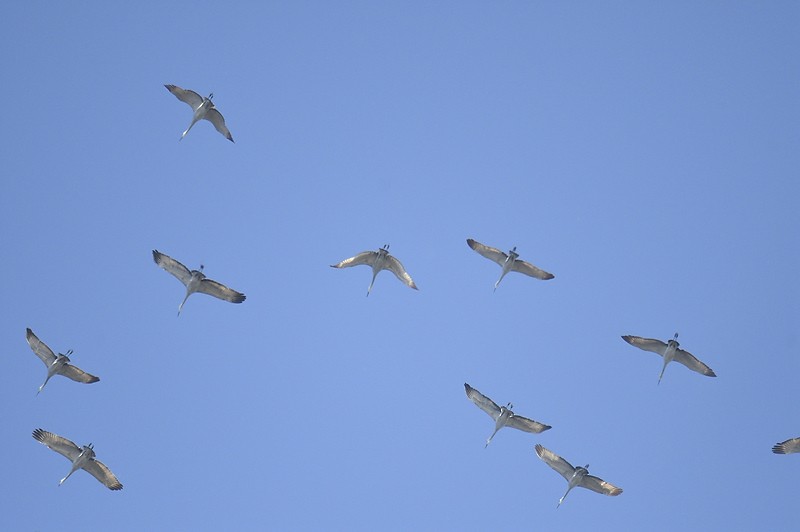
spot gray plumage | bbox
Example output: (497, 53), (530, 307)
(32, 429), (122, 490)
(535, 444), (622, 507)
(165, 84), (234, 142)
(26, 328), (99, 395)
(330, 244), (418, 296)
(466, 238), (553, 291)
(464, 383), (551, 448)
(153, 250), (246, 315)
(622, 333), (716, 384)
(773, 438), (800, 455)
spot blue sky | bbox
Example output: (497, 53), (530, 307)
(2, 2), (798, 530)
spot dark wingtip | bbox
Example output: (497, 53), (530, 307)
(466, 238), (476, 249)
(541, 425), (553, 432)
(773, 445), (786, 454)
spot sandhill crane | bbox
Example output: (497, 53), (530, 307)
(32, 429), (122, 490)
(330, 245), (418, 296)
(534, 444), (622, 508)
(164, 84), (234, 142)
(152, 250), (246, 315)
(464, 383), (551, 447)
(621, 333), (716, 384)
(25, 328), (99, 395)
(773, 438), (800, 455)
(466, 239), (554, 291)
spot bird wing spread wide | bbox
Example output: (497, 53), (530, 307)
(32, 429), (82, 461)
(197, 278), (246, 303)
(507, 414), (551, 434)
(464, 383), (501, 420)
(165, 84), (204, 110)
(26, 328), (56, 367)
(511, 259), (554, 280)
(535, 444), (576, 481)
(330, 251), (377, 269)
(773, 437), (800, 454)
(466, 239), (508, 266)
(384, 255), (417, 289)
(205, 108), (234, 142)
(83, 459), (123, 490)
(673, 348), (716, 377)
(621, 335), (667, 356)
(153, 250), (193, 285)
(581, 474), (623, 496)
(60, 364), (100, 384)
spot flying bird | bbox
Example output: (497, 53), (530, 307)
(164, 84), (234, 142)
(466, 239), (554, 291)
(534, 444), (622, 508)
(464, 383), (551, 448)
(621, 333), (716, 384)
(772, 438), (800, 455)
(26, 328), (99, 395)
(330, 244), (418, 296)
(152, 250), (246, 315)
(32, 429), (123, 490)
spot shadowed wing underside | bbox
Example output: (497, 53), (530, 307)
(25, 328), (56, 366)
(152, 250), (246, 304)
(32, 429), (123, 491)
(464, 383), (502, 420)
(622, 335), (716, 377)
(773, 438), (800, 454)
(466, 239), (554, 280)
(535, 444), (622, 496)
(164, 84), (234, 142)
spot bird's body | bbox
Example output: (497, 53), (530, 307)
(330, 245), (418, 296)
(622, 333), (716, 384)
(466, 239), (553, 291)
(534, 444), (622, 507)
(464, 383), (551, 447)
(32, 429), (123, 490)
(152, 250), (246, 315)
(25, 328), (99, 395)
(164, 84), (234, 142)
(773, 438), (800, 455)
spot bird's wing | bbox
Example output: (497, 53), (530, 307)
(32, 429), (82, 461)
(581, 474), (623, 496)
(83, 459), (123, 490)
(205, 108), (234, 142)
(152, 250), (193, 285)
(507, 414), (551, 434)
(330, 251), (377, 269)
(464, 383), (501, 421)
(773, 437), (800, 455)
(621, 335), (667, 356)
(164, 84), (204, 110)
(673, 348), (716, 377)
(466, 239), (507, 266)
(197, 278), (246, 303)
(384, 255), (418, 290)
(535, 444), (576, 482)
(26, 328), (56, 367)
(60, 364), (100, 384)
(511, 259), (554, 280)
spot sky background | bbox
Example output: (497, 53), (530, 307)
(2, 2), (798, 530)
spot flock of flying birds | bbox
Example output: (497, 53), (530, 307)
(25, 85), (799, 503)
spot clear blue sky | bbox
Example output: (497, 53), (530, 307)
(2, 2), (798, 530)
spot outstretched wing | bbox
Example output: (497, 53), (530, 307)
(507, 414), (551, 434)
(153, 250), (193, 285)
(511, 259), (554, 280)
(466, 239), (507, 266)
(164, 84), (204, 110)
(464, 383), (501, 421)
(83, 459), (123, 490)
(621, 335), (667, 356)
(673, 348), (716, 377)
(773, 437), (800, 455)
(60, 364), (100, 384)
(197, 278), (246, 303)
(330, 251), (377, 269)
(384, 255), (418, 290)
(26, 328), (56, 367)
(205, 108), (234, 142)
(32, 429), (82, 461)
(581, 474), (623, 496)
(535, 444), (576, 482)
